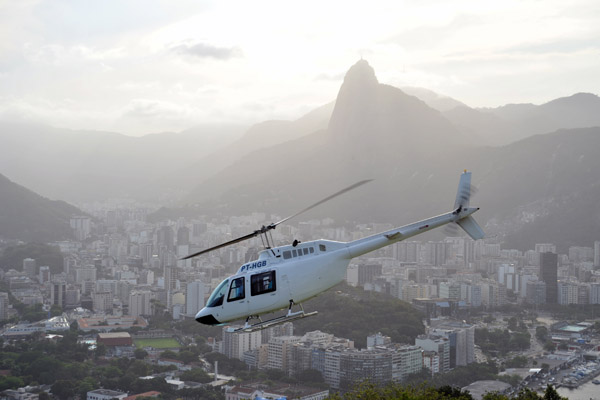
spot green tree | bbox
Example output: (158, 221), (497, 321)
(506, 356), (528, 368)
(543, 385), (567, 400)
(134, 348), (148, 360)
(535, 326), (548, 342)
(543, 341), (556, 352)
(159, 350), (178, 359)
(0, 376), (24, 391)
(51, 380), (76, 399)
(178, 350), (199, 364)
(50, 304), (63, 317)
(180, 368), (212, 383)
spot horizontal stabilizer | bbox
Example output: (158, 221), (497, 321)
(457, 216), (485, 240)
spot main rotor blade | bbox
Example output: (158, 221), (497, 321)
(273, 179), (373, 227)
(180, 231), (260, 260)
(180, 179), (372, 260)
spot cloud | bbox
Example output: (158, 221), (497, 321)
(122, 98), (189, 119)
(170, 42), (242, 60)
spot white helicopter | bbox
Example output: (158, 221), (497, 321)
(183, 171), (484, 332)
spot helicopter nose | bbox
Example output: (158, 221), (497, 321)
(195, 308), (221, 325)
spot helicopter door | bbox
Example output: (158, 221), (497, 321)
(226, 277), (248, 316)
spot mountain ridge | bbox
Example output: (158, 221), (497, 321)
(0, 173), (82, 243)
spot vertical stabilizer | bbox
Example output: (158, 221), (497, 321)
(454, 171), (471, 209)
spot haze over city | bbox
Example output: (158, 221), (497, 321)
(2, 2), (600, 400)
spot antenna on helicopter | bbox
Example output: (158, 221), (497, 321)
(180, 179), (372, 260)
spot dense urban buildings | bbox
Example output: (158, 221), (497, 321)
(2, 200), (600, 397)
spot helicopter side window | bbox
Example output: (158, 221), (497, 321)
(227, 277), (245, 302)
(283, 251), (291, 259)
(319, 244), (326, 252)
(251, 271), (276, 296)
(310, 247), (314, 254)
(303, 248), (309, 255)
(206, 279), (229, 308)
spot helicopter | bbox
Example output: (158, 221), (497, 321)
(183, 171), (484, 332)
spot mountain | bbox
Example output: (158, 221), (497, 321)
(177, 61), (600, 251)
(162, 102), (335, 197)
(476, 127), (600, 252)
(0, 173), (82, 242)
(0, 122), (245, 203)
(183, 60), (470, 222)
(442, 93), (600, 146)
(401, 87), (467, 112)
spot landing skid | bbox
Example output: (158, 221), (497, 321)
(231, 301), (318, 333)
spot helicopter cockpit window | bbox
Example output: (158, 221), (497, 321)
(251, 271), (276, 296)
(207, 279), (229, 308)
(319, 244), (326, 252)
(283, 251), (291, 259)
(227, 277), (245, 302)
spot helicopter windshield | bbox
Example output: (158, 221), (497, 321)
(206, 279), (229, 308)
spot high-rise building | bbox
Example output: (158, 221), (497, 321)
(394, 241), (420, 263)
(439, 282), (461, 300)
(38, 266), (51, 284)
(594, 241), (600, 267)
(535, 244), (556, 254)
(367, 332), (391, 349)
(23, 258), (36, 276)
(422, 351), (440, 376)
(358, 264), (382, 286)
(156, 226), (174, 252)
(51, 281), (67, 308)
(268, 336), (302, 373)
(129, 290), (152, 317)
(186, 280), (206, 317)
(430, 323), (475, 368)
(424, 241), (448, 266)
(76, 266), (97, 283)
(222, 326), (262, 361)
(177, 227), (190, 246)
(557, 281), (579, 305)
(93, 291), (113, 312)
(0, 292), (9, 321)
(339, 349), (392, 391)
(526, 280), (546, 305)
(70, 216), (91, 241)
(590, 283), (600, 304)
(540, 252), (558, 304)
(415, 335), (450, 372)
(390, 344), (423, 382)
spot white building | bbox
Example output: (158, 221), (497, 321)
(268, 335), (302, 373)
(558, 281), (579, 305)
(186, 280), (206, 317)
(71, 216), (91, 241)
(129, 290), (152, 317)
(86, 389), (127, 400)
(38, 266), (50, 284)
(221, 326), (263, 361)
(93, 291), (113, 313)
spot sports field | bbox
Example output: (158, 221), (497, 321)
(134, 337), (181, 349)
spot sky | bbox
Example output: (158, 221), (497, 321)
(0, 0), (599, 136)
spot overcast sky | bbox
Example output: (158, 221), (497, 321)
(1, 0), (599, 136)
